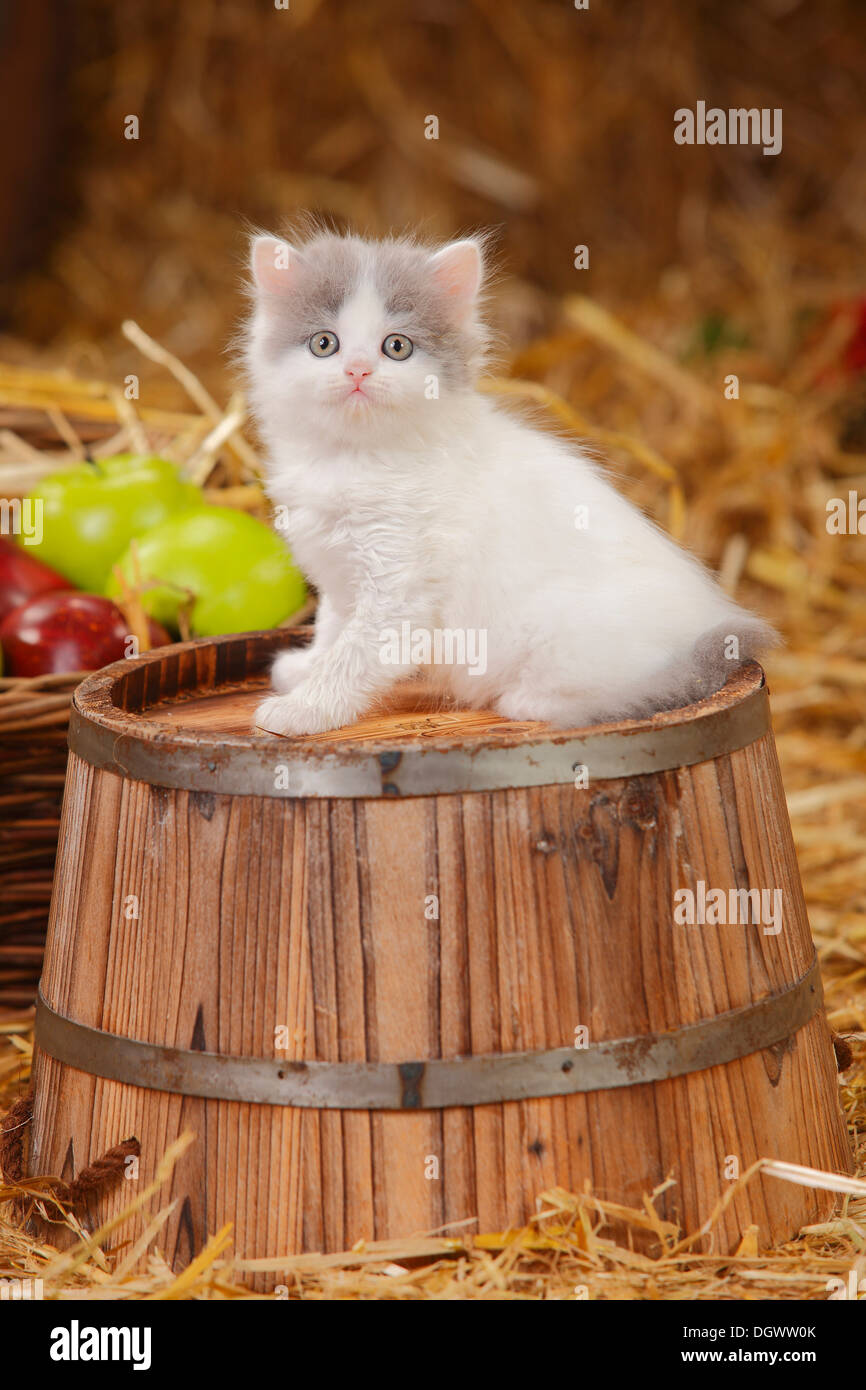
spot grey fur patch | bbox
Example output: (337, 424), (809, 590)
(688, 617), (780, 698)
(257, 231), (488, 383)
(609, 616), (780, 719)
(258, 236), (364, 353)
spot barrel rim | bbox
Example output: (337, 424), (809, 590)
(67, 631), (771, 797)
(33, 956), (823, 1109)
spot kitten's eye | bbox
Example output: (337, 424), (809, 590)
(309, 331), (339, 358)
(382, 333), (414, 361)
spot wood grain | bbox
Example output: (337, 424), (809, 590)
(28, 635), (853, 1284)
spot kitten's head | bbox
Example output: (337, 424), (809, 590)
(243, 226), (489, 448)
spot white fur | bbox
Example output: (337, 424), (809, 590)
(244, 235), (775, 736)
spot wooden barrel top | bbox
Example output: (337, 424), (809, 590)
(137, 671), (541, 744)
(67, 630), (770, 797)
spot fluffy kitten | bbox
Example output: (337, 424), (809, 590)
(243, 227), (776, 735)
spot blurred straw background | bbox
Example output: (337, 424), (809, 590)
(1, 0), (865, 1297)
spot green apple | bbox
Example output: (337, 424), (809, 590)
(24, 454), (203, 592)
(106, 505), (307, 637)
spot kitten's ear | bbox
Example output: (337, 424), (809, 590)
(250, 235), (298, 297)
(429, 240), (483, 321)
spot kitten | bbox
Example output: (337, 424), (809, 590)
(242, 226), (777, 735)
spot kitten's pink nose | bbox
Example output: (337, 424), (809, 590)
(344, 361), (373, 381)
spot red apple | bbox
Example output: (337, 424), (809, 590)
(0, 591), (171, 676)
(0, 537), (68, 623)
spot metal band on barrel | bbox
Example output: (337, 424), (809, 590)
(67, 681), (770, 798)
(35, 956), (821, 1110)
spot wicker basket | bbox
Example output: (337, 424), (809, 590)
(0, 671), (85, 1016)
(0, 399), (311, 1020)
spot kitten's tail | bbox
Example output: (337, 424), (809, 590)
(687, 614), (781, 701)
(635, 613), (780, 717)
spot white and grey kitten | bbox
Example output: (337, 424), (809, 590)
(243, 227), (776, 736)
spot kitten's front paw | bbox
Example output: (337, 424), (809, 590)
(254, 689), (353, 737)
(270, 647), (314, 694)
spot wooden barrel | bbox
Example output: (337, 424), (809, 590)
(29, 630), (852, 1274)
